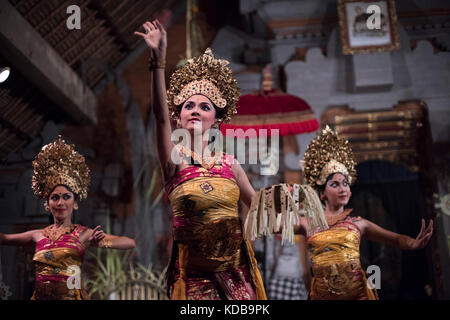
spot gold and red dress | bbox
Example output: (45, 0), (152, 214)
(307, 210), (378, 300)
(31, 224), (90, 300)
(165, 154), (266, 300)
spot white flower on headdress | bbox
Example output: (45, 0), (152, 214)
(299, 160), (305, 170)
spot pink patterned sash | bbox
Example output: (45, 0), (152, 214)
(165, 153), (236, 195)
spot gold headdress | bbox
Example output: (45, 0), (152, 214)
(167, 48), (240, 123)
(303, 125), (356, 187)
(32, 136), (90, 200)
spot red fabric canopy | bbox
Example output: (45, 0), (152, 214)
(221, 89), (319, 137)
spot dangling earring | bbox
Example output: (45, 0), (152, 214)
(176, 120), (181, 129)
(74, 203), (79, 211)
(44, 203), (50, 212)
(213, 119), (221, 129)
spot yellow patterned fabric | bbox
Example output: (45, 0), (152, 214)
(167, 173), (266, 300)
(307, 216), (378, 300)
(170, 177), (242, 270)
(31, 225), (89, 300)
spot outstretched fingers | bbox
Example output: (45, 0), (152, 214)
(146, 21), (158, 32)
(415, 220), (433, 249)
(134, 31), (146, 37)
(154, 19), (166, 33)
(134, 22), (150, 37)
(93, 229), (105, 240)
(415, 219), (425, 240)
(419, 232), (433, 249)
(426, 219), (433, 233)
(88, 225), (102, 241)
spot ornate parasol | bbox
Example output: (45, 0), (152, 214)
(221, 66), (319, 137)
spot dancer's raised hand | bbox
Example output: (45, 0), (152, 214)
(134, 19), (167, 59)
(410, 219), (433, 249)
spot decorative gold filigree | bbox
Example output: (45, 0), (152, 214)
(32, 136), (90, 200)
(43, 224), (76, 243)
(195, 219), (242, 261)
(167, 48), (239, 123)
(303, 125), (357, 187)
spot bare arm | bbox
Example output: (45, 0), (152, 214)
(232, 160), (255, 224)
(97, 234), (136, 250)
(153, 71), (176, 180)
(79, 226), (136, 250)
(135, 20), (176, 181)
(297, 234), (311, 289)
(0, 229), (42, 247)
(360, 218), (433, 250)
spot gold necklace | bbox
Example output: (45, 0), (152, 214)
(43, 224), (75, 242)
(325, 210), (351, 226)
(178, 145), (222, 170)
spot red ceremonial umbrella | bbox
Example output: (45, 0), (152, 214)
(221, 66), (319, 138)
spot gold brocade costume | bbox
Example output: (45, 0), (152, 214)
(170, 177), (244, 272)
(165, 47), (265, 300)
(301, 127), (378, 299)
(31, 225), (89, 300)
(166, 159), (266, 300)
(29, 137), (91, 300)
(307, 211), (378, 300)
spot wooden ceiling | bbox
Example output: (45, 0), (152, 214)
(0, 0), (176, 160)
(11, 0), (174, 87)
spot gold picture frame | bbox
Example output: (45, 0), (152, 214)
(338, 0), (400, 55)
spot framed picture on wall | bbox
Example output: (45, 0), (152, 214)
(338, 0), (400, 55)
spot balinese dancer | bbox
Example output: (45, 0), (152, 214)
(300, 126), (433, 299)
(135, 20), (266, 300)
(244, 126), (433, 300)
(0, 137), (136, 300)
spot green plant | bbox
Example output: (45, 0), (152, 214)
(85, 162), (167, 300)
(85, 247), (132, 299)
(85, 248), (167, 300)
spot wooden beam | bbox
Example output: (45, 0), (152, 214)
(35, 0), (73, 31)
(62, 22), (108, 62)
(89, 0), (135, 52)
(0, 1), (97, 124)
(43, 1), (92, 43)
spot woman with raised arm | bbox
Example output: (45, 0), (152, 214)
(0, 137), (136, 300)
(294, 126), (433, 300)
(135, 20), (266, 300)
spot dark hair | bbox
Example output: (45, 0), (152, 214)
(213, 105), (226, 121)
(317, 172), (350, 203)
(47, 184), (78, 202)
(317, 174), (335, 199)
(317, 172), (348, 208)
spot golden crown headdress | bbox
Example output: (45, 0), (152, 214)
(32, 136), (90, 200)
(302, 125), (356, 187)
(167, 48), (240, 123)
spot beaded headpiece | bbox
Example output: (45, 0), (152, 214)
(302, 125), (356, 187)
(167, 48), (239, 123)
(32, 136), (90, 200)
